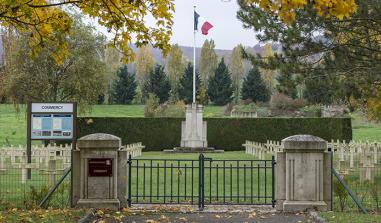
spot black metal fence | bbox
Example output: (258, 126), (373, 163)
(127, 154), (275, 208)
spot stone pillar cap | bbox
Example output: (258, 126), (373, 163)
(77, 133), (121, 149)
(282, 135), (327, 151)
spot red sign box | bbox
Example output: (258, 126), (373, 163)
(88, 158), (113, 177)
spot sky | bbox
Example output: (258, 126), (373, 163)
(89, 0), (259, 50)
(170, 0), (259, 49)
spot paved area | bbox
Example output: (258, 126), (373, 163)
(86, 205), (317, 223)
(117, 212), (313, 223)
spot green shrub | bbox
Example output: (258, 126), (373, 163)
(302, 105), (322, 117)
(256, 107), (270, 117)
(270, 93), (306, 110)
(144, 97), (185, 118)
(334, 178), (349, 211)
(144, 94), (159, 117)
(233, 103), (257, 113)
(155, 101), (185, 118)
(77, 117), (352, 151)
(270, 93), (293, 110)
(26, 185), (50, 208)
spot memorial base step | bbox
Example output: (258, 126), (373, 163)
(163, 147), (224, 153)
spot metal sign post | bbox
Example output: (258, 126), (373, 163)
(26, 102), (77, 180)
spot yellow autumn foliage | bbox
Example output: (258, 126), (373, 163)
(245, 0), (357, 24)
(366, 82), (381, 121)
(0, 0), (174, 64)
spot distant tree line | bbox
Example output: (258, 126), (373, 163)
(2, 12), (366, 114)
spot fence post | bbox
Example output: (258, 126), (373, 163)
(329, 147), (333, 211)
(128, 154), (132, 207)
(271, 155), (276, 208)
(198, 154), (205, 210)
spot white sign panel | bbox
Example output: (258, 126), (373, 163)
(52, 118), (62, 130)
(31, 103), (73, 113)
(32, 118), (42, 130)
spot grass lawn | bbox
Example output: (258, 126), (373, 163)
(320, 212), (381, 223)
(351, 112), (381, 141)
(0, 208), (85, 223)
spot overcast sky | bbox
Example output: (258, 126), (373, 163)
(89, 0), (259, 50)
(170, 0), (259, 49)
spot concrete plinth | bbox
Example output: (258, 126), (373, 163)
(163, 147), (224, 153)
(180, 103), (208, 148)
(77, 199), (120, 210)
(283, 201), (328, 212)
(276, 135), (331, 212)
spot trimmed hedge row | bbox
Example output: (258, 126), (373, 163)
(77, 117), (352, 151)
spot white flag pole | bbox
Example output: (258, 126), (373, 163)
(193, 5), (196, 104)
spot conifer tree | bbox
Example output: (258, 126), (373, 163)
(111, 66), (137, 104)
(208, 58), (233, 105)
(276, 70), (297, 99)
(179, 63), (200, 104)
(241, 68), (271, 102)
(143, 64), (171, 103)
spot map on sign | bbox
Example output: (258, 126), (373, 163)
(31, 114), (73, 139)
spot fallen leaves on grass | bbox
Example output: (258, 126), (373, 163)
(95, 209), (105, 217)
(178, 217), (187, 221)
(113, 215), (123, 222)
(160, 215), (169, 221)
(122, 207), (130, 213)
(248, 211), (257, 218)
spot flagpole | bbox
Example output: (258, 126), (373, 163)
(193, 5), (196, 104)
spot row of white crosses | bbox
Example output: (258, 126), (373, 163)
(329, 140), (379, 182)
(121, 142), (145, 157)
(243, 139), (380, 182)
(0, 142), (145, 186)
(0, 144), (72, 186)
(242, 140), (282, 159)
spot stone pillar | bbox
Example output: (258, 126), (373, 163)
(276, 135), (331, 212)
(72, 133), (128, 210)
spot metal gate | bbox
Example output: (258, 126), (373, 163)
(127, 154), (275, 209)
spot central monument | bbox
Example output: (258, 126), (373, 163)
(166, 102), (222, 153)
(181, 103), (207, 148)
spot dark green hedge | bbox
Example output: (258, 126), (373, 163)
(77, 117), (352, 151)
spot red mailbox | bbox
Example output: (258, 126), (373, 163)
(88, 158), (113, 177)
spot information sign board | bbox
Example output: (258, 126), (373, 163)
(29, 103), (75, 140)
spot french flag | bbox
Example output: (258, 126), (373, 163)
(194, 11), (214, 35)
